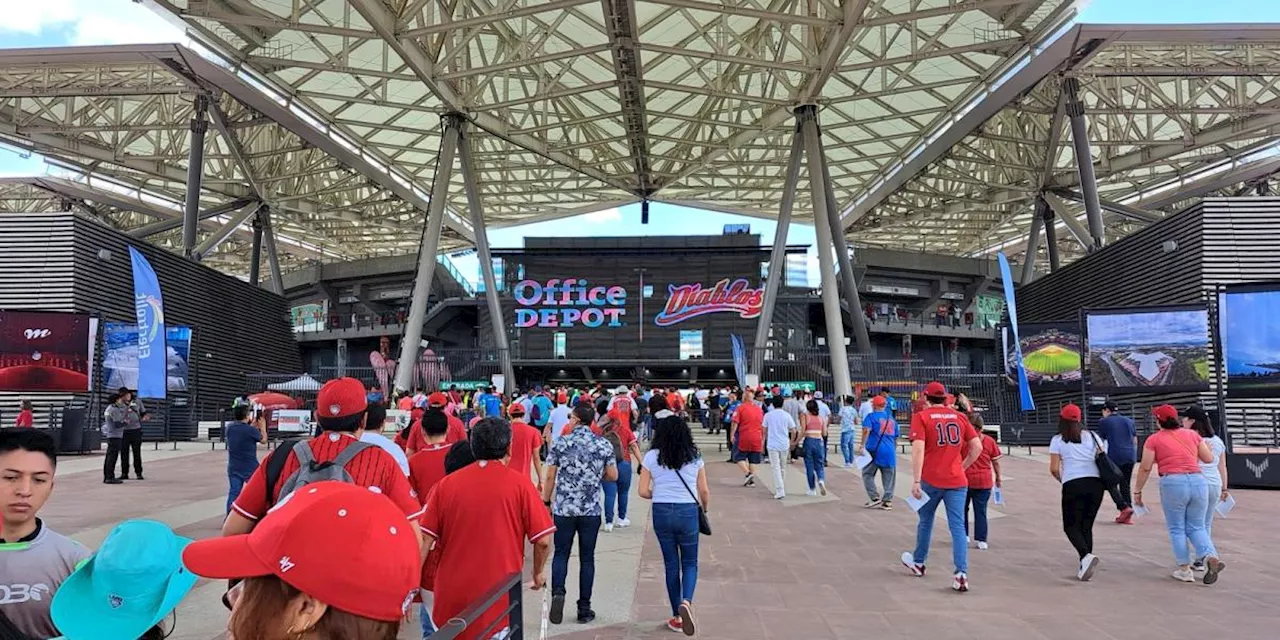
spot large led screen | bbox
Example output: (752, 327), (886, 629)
(1085, 306), (1210, 393)
(0, 311), (97, 392)
(1006, 322), (1083, 387)
(102, 322), (192, 392)
(1222, 283), (1280, 397)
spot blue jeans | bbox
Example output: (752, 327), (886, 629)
(802, 438), (826, 490)
(419, 601), (435, 638)
(1159, 474), (1217, 566)
(652, 503), (699, 616)
(551, 514), (602, 609)
(965, 488), (991, 543)
(912, 481), (969, 574)
(602, 460), (633, 523)
(839, 431), (856, 465)
(227, 472), (250, 513)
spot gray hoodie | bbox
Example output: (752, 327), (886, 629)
(102, 402), (127, 438)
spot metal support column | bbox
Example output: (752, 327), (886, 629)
(248, 217), (263, 286)
(1064, 78), (1104, 250)
(752, 122), (804, 375)
(816, 127), (872, 357)
(1020, 210), (1044, 285)
(1039, 197), (1060, 272)
(458, 122), (516, 389)
(193, 202), (261, 261)
(797, 105), (852, 396)
(259, 206), (284, 294)
(395, 115), (462, 393)
(182, 95), (210, 259)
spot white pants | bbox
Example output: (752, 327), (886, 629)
(768, 449), (788, 496)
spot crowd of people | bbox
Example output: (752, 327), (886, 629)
(0, 376), (1234, 640)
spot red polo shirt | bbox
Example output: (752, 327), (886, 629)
(909, 407), (980, 489)
(507, 420), (542, 484)
(231, 432), (422, 521)
(965, 434), (1002, 490)
(405, 416), (467, 453)
(420, 461), (555, 640)
(733, 402), (765, 453)
(408, 443), (452, 590)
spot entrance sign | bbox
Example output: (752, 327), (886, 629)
(513, 278), (627, 328)
(655, 278), (765, 326)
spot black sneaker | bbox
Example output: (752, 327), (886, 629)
(577, 609), (596, 624)
(135, 475), (145, 480)
(549, 594), (564, 625)
(104, 478), (122, 485)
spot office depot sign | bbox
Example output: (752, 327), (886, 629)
(513, 279), (627, 328)
(655, 278), (765, 326)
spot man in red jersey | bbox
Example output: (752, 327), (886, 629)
(420, 418), (555, 640)
(507, 403), (545, 490)
(408, 408), (455, 638)
(223, 377), (423, 535)
(901, 381), (982, 593)
(731, 389), (765, 487)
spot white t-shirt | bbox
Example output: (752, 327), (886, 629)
(547, 405), (572, 443)
(1201, 435), (1226, 485)
(642, 449), (704, 504)
(1049, 430), (1105, 484)
(858, 400), (874, 422)
(763, 408), (797, 451)
(359, 431), (410, 476)
(817, 402), (831, 422)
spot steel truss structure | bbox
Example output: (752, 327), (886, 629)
(846, 23), (1280, 271)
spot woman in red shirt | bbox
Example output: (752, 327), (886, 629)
(961, 404), (1001, 551)
(1134, 405), (1223, 585)
(801, 400), (828, 496)
(14, 400), (33, 428)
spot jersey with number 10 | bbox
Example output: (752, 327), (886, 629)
(909, 407), (979, 489)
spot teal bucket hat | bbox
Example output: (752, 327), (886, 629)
(51, 520), (198, 640)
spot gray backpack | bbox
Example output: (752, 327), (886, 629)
(275, 439), (374, 502)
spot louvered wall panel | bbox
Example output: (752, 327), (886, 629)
(70, 216), (302, 426)
(1199, 197), (1280, 434)
(0, 213), (80, 425)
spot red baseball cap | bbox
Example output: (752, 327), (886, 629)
(872, 396), (886, 408)
(182, 482), (419, 622)
(1060, 403), (1082, 422)
(1153, 404), (1178, 423)
(428, 392), (448, 407)
(557, 393), (568, 404)
(508, 403), (526, 416)
(924, 381), (946, 397)
(316, 377), (367, 419)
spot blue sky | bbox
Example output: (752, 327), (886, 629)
(1223, 290), (1280, 372)
(3, 0), (1278, 282)
(1087, 310), (1210, 348)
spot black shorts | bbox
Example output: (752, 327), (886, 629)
(736, 450), (762, 464)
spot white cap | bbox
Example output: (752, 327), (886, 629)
(814, 391), (824, 399)
(615, 385), (629, 394)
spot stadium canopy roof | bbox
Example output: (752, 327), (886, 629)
(1, 2), (1279, 277)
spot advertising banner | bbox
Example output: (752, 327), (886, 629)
(128, 246), (168, 399)
(655, 278), (764, 326)
(1085, 305), (1211, 393)
(730, 333), (748, 388)
(0, 311), (96, 392)
(102, 323), (192, 392)
(1007, 322), (1083, 387)
(275, 409), (313, 433)
(512, 279), (627, 328)
(1221, 283), (1280, 398)
(996, 253), (1034, 411)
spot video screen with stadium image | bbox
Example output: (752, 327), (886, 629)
(1222, 283), (1280, 398)
(1009, 322), (1083, 387)
(1085, 306), (1211, 393)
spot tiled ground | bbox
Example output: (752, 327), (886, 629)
(41, 441), (1280, 640)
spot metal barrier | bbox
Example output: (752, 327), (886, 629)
(432, 571), (525, 640)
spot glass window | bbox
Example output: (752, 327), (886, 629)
(786, 253), (809, 287)
(679, 330), (703, 360)
(553, 332), (566, 358)
(643, 284), (654, 298)
(761, 261), (769, 279)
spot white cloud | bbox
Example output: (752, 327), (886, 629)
(2, 0), (183, 46)
(583, 208), (623, 224)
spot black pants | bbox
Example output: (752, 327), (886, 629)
(104, 437), (123, 480)
(1107, 462), (1135, 510)
(120, 429), (144, 478)
(1062, 477), (1105, 559)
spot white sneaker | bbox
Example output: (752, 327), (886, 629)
(863, 498), (882, 508)
(1172, 568), (1195, 583)
(775, 492), (785, 500)
(818, 480), (828, 496)
(805, 489), (817, 496)
(617, 518), (631, 528)
(952, 572), (969, 592)
(603, 523), (614, 533)
(1078, 554), (1099, 581)
(901, 552), (925, 577)
(976, 541), (989, 551)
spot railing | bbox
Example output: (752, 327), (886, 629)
(432, 571), (525, 640)
(293, 312), (407, 334)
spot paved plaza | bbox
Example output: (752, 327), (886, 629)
(45, 437), (1279, 640)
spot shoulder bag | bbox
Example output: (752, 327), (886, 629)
(1088, 431), (1124, 488)
(674, 463), (712, 536)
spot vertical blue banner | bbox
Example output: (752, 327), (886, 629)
(997, 253), (1035, 411)
(128, 246), (168, 399)
(730, 333), (748, 389)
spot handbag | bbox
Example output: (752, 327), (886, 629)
(674, 464), (712, 536)
(1088, 431), (1124, 488)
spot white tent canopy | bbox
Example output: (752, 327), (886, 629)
(267, 374), (322, 392)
